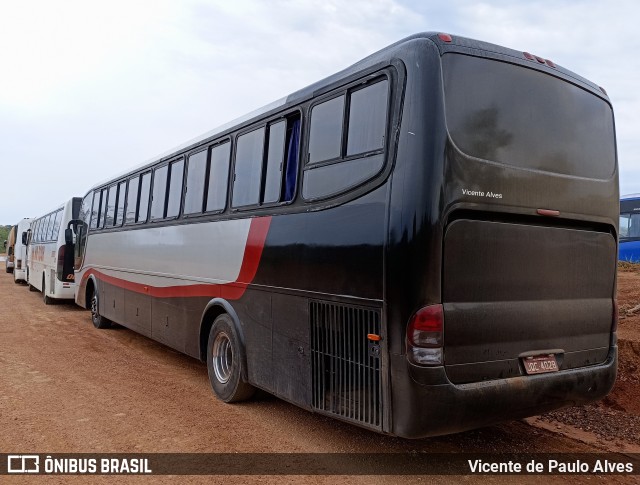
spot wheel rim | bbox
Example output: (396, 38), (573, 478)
(212, 332), (233, 384)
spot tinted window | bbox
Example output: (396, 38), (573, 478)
(620, 213), (640, 239)
(150, 166), (168, 220)
(90, 191), (101, 229)
(347, 80), (388, 156)
(443, 54), (616, 179)
(42, 215), (52, 241)
(233, 128), (265, 207)
(184, 150), (208, 215)
(206, 142), (231, 212)
(303, 154), (385, 200)
(105, 185), (117, 226)
(166, 159), (184, 218)
(115, 181), (126, 226)
(138, 172), (151, 223)
(99, 189), (108, 228)
(80, 193), (92, 226)
(33, 220), (40, 242)
(34, 219), (41, 242)
(308, 95), (344, 164)
(50, 210), (62, 240)
(38, 219), (45, 242)
(263, 121), (286, 204)
(125, 176), (139, 224)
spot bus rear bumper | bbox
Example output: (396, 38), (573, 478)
(389, 345), (617, 439)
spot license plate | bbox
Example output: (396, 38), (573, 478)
(522, 354), (559, 375)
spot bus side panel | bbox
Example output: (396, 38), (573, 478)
(251, 186), (387, 300)
(242, 186), (387, 410)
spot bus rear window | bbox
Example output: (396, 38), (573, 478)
(442, 54), (615, 180)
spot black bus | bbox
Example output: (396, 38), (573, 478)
(73, 32), (618, 438)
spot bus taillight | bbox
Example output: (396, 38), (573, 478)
(406, 304), (444, 366)
(57, 245), (65, 278)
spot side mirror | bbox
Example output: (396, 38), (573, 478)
(67, 219), (82, 235)
(2, 240), (6, 249)
(21, 232), (28, 245)
(65, 228), (73, 245)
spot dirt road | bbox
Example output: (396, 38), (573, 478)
(1, 262), (639, 483)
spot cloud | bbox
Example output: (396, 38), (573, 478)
(0, 0), (637, 220)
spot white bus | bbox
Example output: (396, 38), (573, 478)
(13, 218), (33, 283)
(27, 198), (82, 304)
(4, 224), (16, 273)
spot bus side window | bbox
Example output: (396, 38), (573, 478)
(166, 159), (184, 218)
(262, 114), (300, 205)
(105, 185), (117, 227)
(283, 116), (301, 202)
(90, 191), (101, 229)
(99, 188), (108, 228)
(184, 150), (208, 215)
(125, 176), (140, 224)
(206, 142), (231, 212)
(308, 95), (344, 164)
(51, 210), (62, 240)
(116, 181), (126, 226)
(303, 78), (389, 200)
(232, 128), (265, 208)
(42, 214), (52, 242)
(263, 120), (286, 204)
(150, 166), (168, 221)
(138, 172), (151, 223)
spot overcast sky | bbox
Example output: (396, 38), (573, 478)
(1, 0), (638, 223)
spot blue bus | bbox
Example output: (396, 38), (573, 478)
(620, 194), (640, 262)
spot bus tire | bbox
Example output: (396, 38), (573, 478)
(42, 276), (53, 305)
(90, 288), (111, 329)
(207, 314), (255, 403)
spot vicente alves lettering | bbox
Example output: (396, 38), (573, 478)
(462, 188), (503, 199)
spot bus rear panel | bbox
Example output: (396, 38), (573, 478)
(388, 35), (617, 437)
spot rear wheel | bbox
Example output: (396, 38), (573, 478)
(42, 275), (52, 305)
(90, 287), (111, 329)
(207, 314), (255, 403)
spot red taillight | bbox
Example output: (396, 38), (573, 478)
(407, 304), (444, 366)
(545, 59), (556, 68)
(537, 208), (560, 217)
(523, 52), (534, 60)
(438, 33), (452, 43)
(57, 245), (65, 276)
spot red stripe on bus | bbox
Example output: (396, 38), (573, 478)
(81, 216), (271, 300)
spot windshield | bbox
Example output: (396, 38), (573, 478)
(442, 54), (616, 180)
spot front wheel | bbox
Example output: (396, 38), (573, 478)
(207, 314), (255, 403)
(90, 288), (111, 329)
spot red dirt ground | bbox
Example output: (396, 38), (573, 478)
(0, 257), (639, 483)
